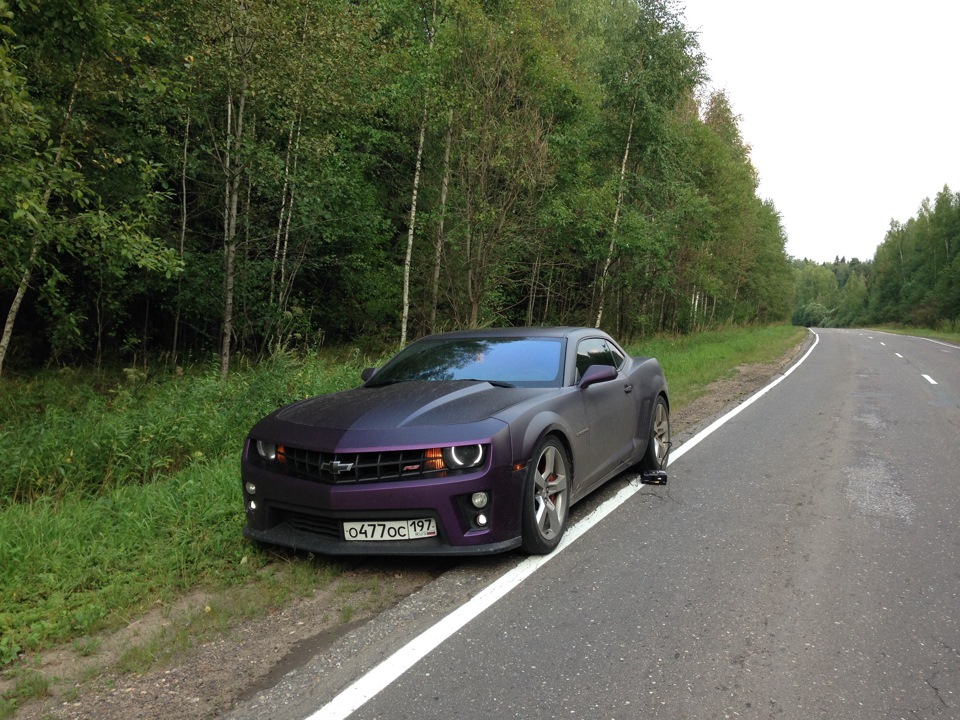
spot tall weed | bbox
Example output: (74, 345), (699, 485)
(0, 353), (370, 502)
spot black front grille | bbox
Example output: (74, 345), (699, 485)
(284, 510), (341, 539)
(277, 447), (450, 485)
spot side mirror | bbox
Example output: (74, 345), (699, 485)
(578, 364), (617, 389)
(361, 367), (378, 382)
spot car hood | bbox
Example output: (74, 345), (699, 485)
(275, 380), (545, 431)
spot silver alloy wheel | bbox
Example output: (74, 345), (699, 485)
(651, 400), (670, 468)
(533, 443), (568, 541)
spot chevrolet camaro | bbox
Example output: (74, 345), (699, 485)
(241, 326), (669, 556)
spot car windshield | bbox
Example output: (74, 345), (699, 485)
(368, 337), (564, 388)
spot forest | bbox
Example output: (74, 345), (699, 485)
(0, 0), (797, 377)
(792, 185), (960, 330)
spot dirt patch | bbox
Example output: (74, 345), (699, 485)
(6, 335), (811, 720)
(7, 564), (442, 720)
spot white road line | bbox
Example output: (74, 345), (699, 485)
(871, 329), (959, 351)
(305, 330), (822, 720)
(307, 484), (637, 720)
(880, 342), (886, 346)
(895, 353), (904, 358)
(922, 374), (938, 385)
(669, 332), (820, 462)
(918, 336), (958, 350)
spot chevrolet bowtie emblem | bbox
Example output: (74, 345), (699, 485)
(322, 460), (355, 474)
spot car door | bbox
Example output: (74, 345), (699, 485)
(575, 337), (638, 489)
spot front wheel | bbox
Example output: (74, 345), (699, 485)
(520, 436), (570, 555)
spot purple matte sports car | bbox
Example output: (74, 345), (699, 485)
(241, 327), (670, 556)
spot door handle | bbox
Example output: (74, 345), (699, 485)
(624, 383), (633, 393)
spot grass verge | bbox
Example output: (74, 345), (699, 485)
(632, 325), (809, 408)
(863, 324), (960, 345)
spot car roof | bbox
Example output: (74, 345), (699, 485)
(412, 326), (610, 342)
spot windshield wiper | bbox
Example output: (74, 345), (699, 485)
(464, 379), (516, 388)
(364, 379), (408, 388)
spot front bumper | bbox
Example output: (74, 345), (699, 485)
(240, 432), (527, 556)
(242, 523), (521, 556)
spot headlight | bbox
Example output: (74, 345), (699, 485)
(442, 444), (485, 469)
(256, 440), (277, 461)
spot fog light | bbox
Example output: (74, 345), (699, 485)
(248, 500), (257, 511)
(245, 481), (257, 495)
(476, 513), (488, 527)
(471, 491), (489, 509)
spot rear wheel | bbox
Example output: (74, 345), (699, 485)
(640, 396), (670, 473)
(520, 436), (569, 555)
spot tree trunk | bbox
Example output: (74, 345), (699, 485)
(270, 7), (310, 316)
(277, 115), (302, 313)
(400, 109), (427, 347)
(219, 81), (246, 380)
(526, 252), (541, 326)
(400, 2), (439, 346)
(542, 263), (554, 323)
(430, 109), (453, 333)
(594, 97), (636, 328)
(270, 114), (297, 306)
(0, 60), (84, 376)
(172, 114), (190, 366)
(0, 241), (42, 376)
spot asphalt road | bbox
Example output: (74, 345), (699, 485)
(235, 328), (960, 720)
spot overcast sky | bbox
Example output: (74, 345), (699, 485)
(679, 0), (960, 263)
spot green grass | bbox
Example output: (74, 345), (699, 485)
(628, 325), (809, 408)
(0, 459), (248, 661)
(0, 350), (376, 682)
(864, 324), (960, 345)
(0, 326), (808, 686)
(0, 352), (374, 502)
(0, 662), (50, 719)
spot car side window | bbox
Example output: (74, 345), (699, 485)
(608, 342), (625, 369)
(576, 338), (617, 381)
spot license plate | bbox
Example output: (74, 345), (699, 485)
(343, 518), (437, 542)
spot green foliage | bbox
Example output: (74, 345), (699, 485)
(0, 0), (187, 373)
(0, 0), (796, 374)
(791, 186), (959, 330)
(792, 263), (840, 327)
(867, 187), (960, 327)
(0, 665), (49, 718)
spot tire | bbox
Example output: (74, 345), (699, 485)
(640, 396), (670, 473)
(520, 436), (570, 555)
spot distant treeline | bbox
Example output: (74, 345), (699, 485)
(0, 0), (796, 375)
(792, 186), (960, 329)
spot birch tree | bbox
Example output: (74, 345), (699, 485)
(592, 0), (703, 330)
